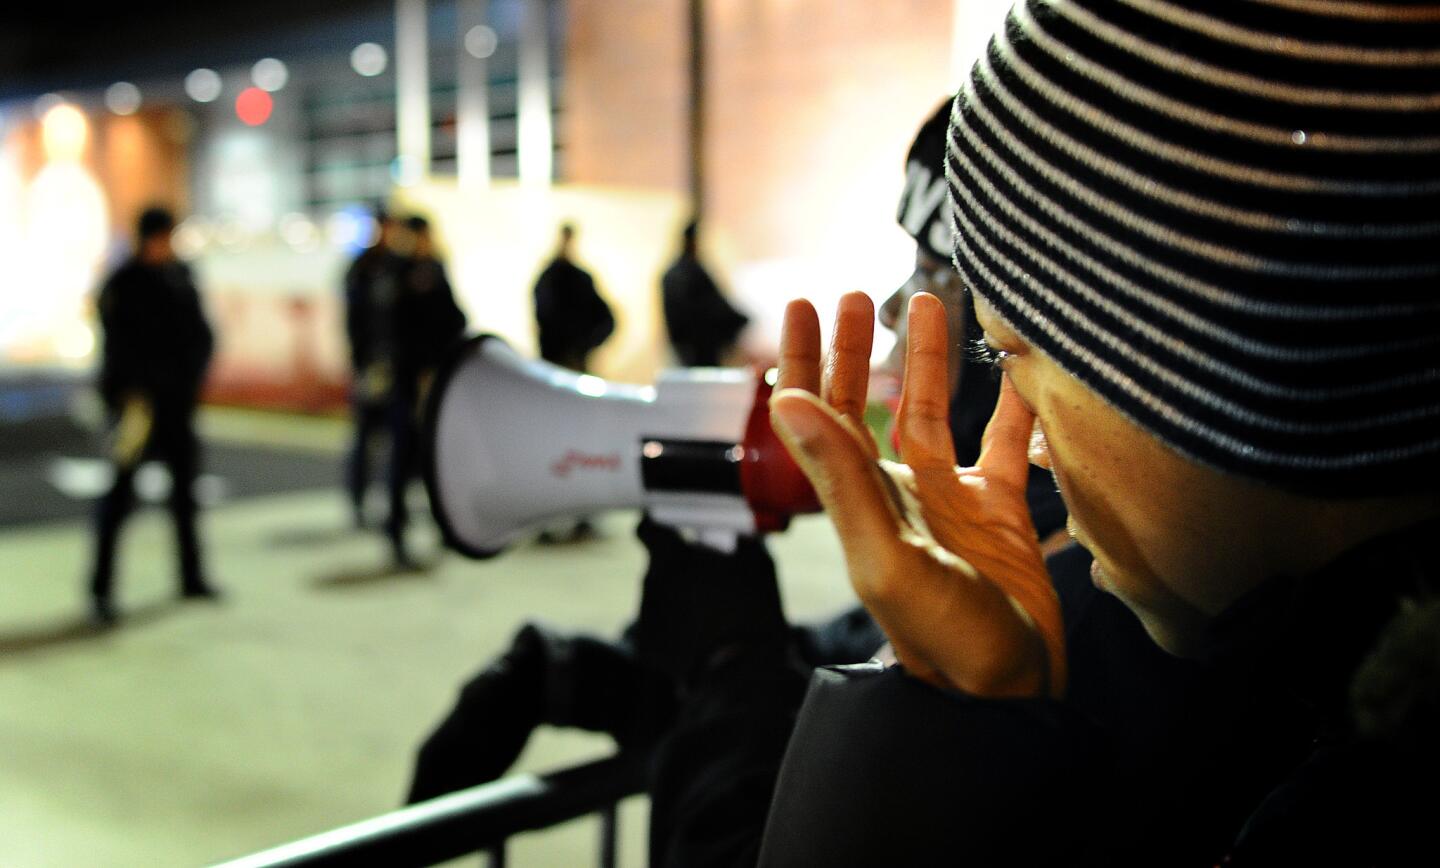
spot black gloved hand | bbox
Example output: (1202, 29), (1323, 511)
(634, 515), (791, 682)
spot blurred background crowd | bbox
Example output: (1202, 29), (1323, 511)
(0, 1), (1012, 865)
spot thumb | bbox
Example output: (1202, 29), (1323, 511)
(976, 376), (1035, 491)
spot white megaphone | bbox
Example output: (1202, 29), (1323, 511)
(424, 335), (821, 558)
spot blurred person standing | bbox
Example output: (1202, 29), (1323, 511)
(89, 206), (216, 625)
(384, 215), (467, 565)
(531, 222), (615, 541)
(532, 223), (613, 373)
(342, 207), (405, 528)
(661, 220), (749, 367)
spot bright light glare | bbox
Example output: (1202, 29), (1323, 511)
(57, 322), (95, 360)
(351, 43), (388, 77)
(173, 219), (209, 258)
(279, 212), (319, 251)
(464, 25), (499, 59)
(41, 104), (88, 161)
(104, 82), (142, 115)
(235, 87), (274, 126)
(251, 58), (289, 92)
(574, 375), (608, 398)
(390, 154), (421, 187)
(185, 68), (223, 103)
(326, 210), (366, 249)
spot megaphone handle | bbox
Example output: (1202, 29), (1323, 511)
(740, 378), (821, 531)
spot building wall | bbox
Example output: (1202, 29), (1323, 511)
(562, 0), (691, 193)
(705, 0), (955, 263)
(560, 0), (970, 355)
(98, 110), (191, 234)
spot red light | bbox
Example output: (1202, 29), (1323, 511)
(235, 87), (273, 126)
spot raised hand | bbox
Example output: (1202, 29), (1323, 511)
(769, 291), (1065, 699)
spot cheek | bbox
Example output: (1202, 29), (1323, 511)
(1043, 407), (1214, 646)
(1044, 408), (1167, 596)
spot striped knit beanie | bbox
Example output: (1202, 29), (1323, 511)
(946, 0), (1440, 495)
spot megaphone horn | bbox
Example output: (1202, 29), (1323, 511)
(424, 335), (820, 559)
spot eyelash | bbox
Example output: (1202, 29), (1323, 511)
(969, 339), (1014, 373)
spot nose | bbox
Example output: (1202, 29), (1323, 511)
(879, 286), (903, 332)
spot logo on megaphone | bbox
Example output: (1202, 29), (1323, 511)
(424, 335), (820, 558)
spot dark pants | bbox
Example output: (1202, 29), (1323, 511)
(385, 383), (420, 556)
(90, 416), (205, 601)
(345, 398), (387, 520)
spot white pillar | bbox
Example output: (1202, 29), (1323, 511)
(396, 0), (432, 184)
(457, 0), (492, 188)
(518, 0), (553, 187)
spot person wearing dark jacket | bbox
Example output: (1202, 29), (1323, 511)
(384, 215), (467, 564)
(661, 222), (749, 367)
(89, 206), (217, 625)
(650, 2), (1440, 865)
(342, 208), (405, 528)
(533, 223), (613, 373)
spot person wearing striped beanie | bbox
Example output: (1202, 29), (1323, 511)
(759, 1), (1440, 863)
(889, 99), (1072, 544)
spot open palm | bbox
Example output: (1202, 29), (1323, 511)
(769, 291), (1065, 698)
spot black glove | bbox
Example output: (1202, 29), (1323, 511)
(634, 516), (791, 682)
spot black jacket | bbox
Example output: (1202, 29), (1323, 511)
(343, 246), (406, 372)
(533, 257), (613, 365)
(661, 256), (749, 368)
(759, 520), (1440, 866)
(97, 258), (213, 415)
(652, 520), (1440, 866)
(395, 256), (467, 381)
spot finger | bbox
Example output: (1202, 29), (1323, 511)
(770, 389), (903, 577)
(821, 291), (875, 423)
(776, 299), (822, 394)
(976, 375), (1036, 491)
(896, 292), (957, 469)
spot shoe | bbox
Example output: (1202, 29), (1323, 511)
(91, 597), (119, 627)
(180, 583), (223, 602)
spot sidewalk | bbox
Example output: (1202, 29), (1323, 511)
(0, 482), (852, 866)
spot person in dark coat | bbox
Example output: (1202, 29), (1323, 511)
(661, 221), (749, 367)
(383, 215), (467, 565)
(532, 223), (613, 373)
(342, 208), (405, 528)
(649, 2), (1440, 865)
(89, 206), (217, 625)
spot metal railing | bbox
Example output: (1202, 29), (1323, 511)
(215, 752), (649, 868)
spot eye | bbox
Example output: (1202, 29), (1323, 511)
(970, 339), (1015, 369)
(967, 339), (1012, 379)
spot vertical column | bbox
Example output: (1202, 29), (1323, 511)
(518, 0), (553, 187)
(396, 0), (432, 184)
(687, 0), (705, 216)
(457, 0), (491, 188)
